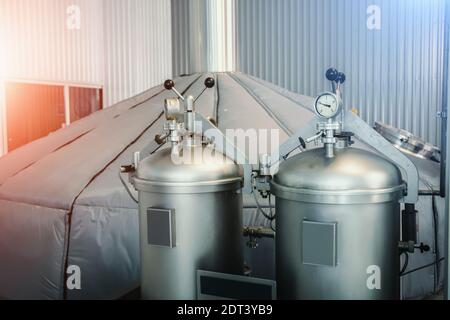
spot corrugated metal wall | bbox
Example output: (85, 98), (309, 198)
(206, 0), (235, 72)
(172, 0), (208, 76)
(236, 0), (446, 145)
(171, 0), (235, 76)
(103, 0), (172, 106)
(172, 0), (191, 76)
(0, 0), (172, 155)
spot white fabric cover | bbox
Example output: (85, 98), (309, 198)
(0, 72), (443, 299)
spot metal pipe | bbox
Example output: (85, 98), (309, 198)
(419, 190), (442, 196)
(444, 0), (450, 301)
(325, 142), (335, 158)
(243, 226), (275, 239)
(442, 0), (450, 199)
(185, 96), (195, 133)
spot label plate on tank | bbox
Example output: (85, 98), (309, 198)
(147, 208), (176, 248)
(302, 220), (337, 267)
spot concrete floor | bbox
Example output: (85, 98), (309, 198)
(423, 291), (444, 300)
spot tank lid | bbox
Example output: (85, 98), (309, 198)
(374, 122), (440, 163)
(134, 145), (243, 193)
(271, 147), (405, 204)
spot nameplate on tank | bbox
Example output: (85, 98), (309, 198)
(302, 220), (337, 267)
(147, 208), (176, 248)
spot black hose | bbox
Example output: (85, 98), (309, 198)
(400, 252), (409, 276)
(251, 175), (275, 222)
(419, 178), (441, 292)
(270, 217), (276, 233)
(268, 195), (276, 232)
(418, 190), (441, 196)
(150, 141), (166, 155)
(431, 192), (440, 292)
(401, 258), (445, 277)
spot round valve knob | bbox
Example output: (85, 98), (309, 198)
(298, 137), (307, 149)
(336, 72), (346, 84)
(326, 68), (339, 82)
(154, 134), (166, 145)
(164, 79), (175, 90)
(204, 77), (215, 88)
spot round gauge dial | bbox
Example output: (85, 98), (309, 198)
(315, 93), (341, 118)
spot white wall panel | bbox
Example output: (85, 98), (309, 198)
(236, 0), (446, 146)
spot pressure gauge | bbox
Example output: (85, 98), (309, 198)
(314, 93), (341, 119)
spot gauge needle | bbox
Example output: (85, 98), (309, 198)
(319, 102), (331, 108)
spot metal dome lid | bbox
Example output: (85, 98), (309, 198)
(271, 147), (405, 204)
(134, 145), (243, 193)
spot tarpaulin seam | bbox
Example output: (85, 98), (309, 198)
(60, 112), (162, 299)
(0, 129), (95, 188)
(228, 73), (292, 136)
(126, 74), (199, 112)
(128, 89), (165, 110)
(72, 204), (138, 211)
(242, 72), (314, 111)
(61, 74), (204, 300)
(0, 75), (197, 189)
(0, 198), (69, 213)
(0, 77), (200, 208)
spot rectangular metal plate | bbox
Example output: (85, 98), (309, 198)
(147, 208), (175, 248)
(302, 220), (337, 267)
(197, 270), (276, 300)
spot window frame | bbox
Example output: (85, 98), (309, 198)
(0, 78), (103, 155)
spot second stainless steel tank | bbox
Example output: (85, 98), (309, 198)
(271, 146), (405, 300)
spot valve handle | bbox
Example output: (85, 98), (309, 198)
(326, 68), (339, 82)
(204, 77), (215, 89)
(194, 77), (216, 103)
(336, 72), (346, 84)
(164, 79), (185, 100)
(155, 134), (166, 145)
(298, 137), (307, 149)
(164, 79), (175, 90)
(305, 132), (324, 144)
(326, 68), (346, 84)
(415, 242), (431, 254)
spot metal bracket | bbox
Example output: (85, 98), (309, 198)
(344, 111), (418, 204)
(194, 113), (253, 193)
(269, 116), (320, 166)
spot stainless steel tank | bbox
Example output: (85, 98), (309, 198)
(133, 144), (244, 300)
(271, 146), (405, 300)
